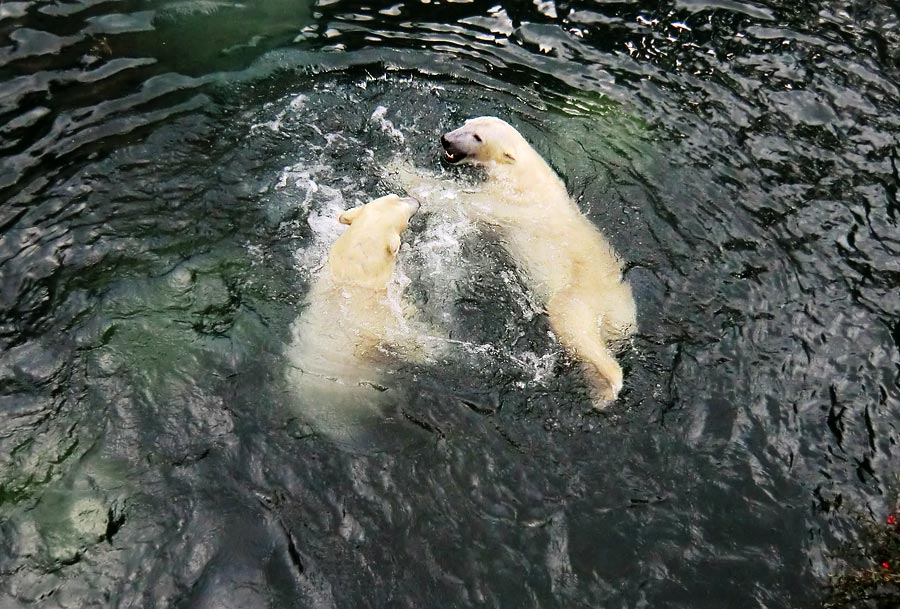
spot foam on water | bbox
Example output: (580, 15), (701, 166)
(370, 105), (406, 143)
(254, 101), (569, 429)
(250, 93), (307, 133)
(382, 154), (566, 386)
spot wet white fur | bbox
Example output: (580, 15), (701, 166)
(285, 194), (425, 445)
(437, 117), (636, 404)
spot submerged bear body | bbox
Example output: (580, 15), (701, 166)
(285, 194), (423, 447)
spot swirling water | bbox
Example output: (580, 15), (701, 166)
(1, 0), (898, 607)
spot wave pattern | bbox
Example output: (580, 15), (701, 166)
(0, 1), (898, 608)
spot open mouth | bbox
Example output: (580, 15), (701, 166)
(442, 150), (467, 164)
(440, 134), (468, 164)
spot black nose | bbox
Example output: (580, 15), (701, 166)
(440, 134), (449, 149)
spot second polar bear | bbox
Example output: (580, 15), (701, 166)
(285, 193), (424, 447)
(441, 117), (637, 404)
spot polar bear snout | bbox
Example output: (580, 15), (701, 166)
(382, 193), (419, 217)
(403, 197), (421, 215)
(393, 195), (420, 222)
(442, 117), (522, 166)
(441, 132), (469, 164)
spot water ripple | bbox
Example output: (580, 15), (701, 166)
(0, 0), (899, 608)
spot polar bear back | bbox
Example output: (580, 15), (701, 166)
(476, 180), (631, 318)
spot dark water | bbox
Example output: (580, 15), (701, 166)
(1, 0), (899, 607)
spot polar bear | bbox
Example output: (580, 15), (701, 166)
(285, 193), (425, 448)
(440, 117), (637, 404)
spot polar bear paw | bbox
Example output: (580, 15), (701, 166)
(583, 356), (623, 409)
(588, 381), (621, 409)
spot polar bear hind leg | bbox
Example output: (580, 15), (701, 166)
(595, 281), (638, 345)
(547, 289), (624, 406)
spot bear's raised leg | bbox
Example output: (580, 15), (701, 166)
(547, 290), (623, 406)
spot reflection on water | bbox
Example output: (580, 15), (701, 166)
(1, 0), (899, 607)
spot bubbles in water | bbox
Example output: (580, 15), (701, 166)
(370, 105), (406, 143)
(250, 93), (307, 133)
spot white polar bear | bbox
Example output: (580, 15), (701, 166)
(440, 117), (637, 405)
(285, 193), (425, 448)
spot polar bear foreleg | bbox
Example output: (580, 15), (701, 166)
(547, 290), (623, 407)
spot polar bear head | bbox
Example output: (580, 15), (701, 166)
(328, 194), (420, 288)
(440, 116), (562, 195)
(440, 116), (526, 166)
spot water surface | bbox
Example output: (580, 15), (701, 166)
(1, 0), (899, 607)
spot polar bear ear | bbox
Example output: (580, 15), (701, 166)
(387, 232), (402, 256)
(338, 206), (364, 225)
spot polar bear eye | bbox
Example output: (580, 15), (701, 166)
(472, 133), (482, 142)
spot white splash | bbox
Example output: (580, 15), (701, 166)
(370, 106), (405, 142)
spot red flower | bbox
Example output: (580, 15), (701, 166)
(888, 514), (897, 526)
